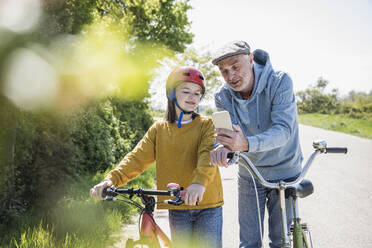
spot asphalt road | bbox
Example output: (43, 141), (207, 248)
(115, 124), (372, 248)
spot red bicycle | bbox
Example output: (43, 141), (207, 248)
(102, 183), (185, 248)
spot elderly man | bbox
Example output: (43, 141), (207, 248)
(210, 41), (303, 248)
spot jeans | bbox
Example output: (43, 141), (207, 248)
(168, 206), (223, 248)
(238, 174), (294, 248)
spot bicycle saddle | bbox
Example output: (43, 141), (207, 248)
(285, 179), (314, 199)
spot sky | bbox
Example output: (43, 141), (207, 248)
(187, 0), (372, 95)
(3, 0), (370, 110)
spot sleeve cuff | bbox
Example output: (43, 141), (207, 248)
(247, 136), (259, 152)
(104, 174), (121, 187)
(213, 141), (221, 149)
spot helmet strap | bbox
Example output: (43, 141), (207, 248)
(167, 88), (195, 128)
(167, 88), (176, 99)
(174, 100), (194, 128)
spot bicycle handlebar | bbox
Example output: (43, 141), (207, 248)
(103, 187), (176, 198)
(102, 183), (186, 206)
(227, 140), (347, 189)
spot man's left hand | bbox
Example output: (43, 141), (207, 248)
(215, 124), (249, 152)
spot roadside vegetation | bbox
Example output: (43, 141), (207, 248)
(299, 114), (372, 139)
(296, 78), (372, 139)
(0, 0), (193, 247)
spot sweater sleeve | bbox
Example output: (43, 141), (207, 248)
(104, 123), (157, 187)
(192, 118), (218, 187)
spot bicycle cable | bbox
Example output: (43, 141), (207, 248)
(114, 193), (144, 210)
(239, 160), (264, 248)
(138, 209), (145, 235)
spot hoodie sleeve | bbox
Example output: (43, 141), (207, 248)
(192, 119), (218, 187)
(247, 74), (297, 152)
(215, 91), (227, 111)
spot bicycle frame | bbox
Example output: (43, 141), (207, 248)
(230, 140), (347, 248)
(103, 185), (184, 248)
(140, 212), (171, 247)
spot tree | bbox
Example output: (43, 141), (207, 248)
(296, 77), (339, 114)
(0, 0), (195, 238)
(40, 0), (193, 52)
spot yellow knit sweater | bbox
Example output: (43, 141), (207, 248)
(105, 115), (223, 210)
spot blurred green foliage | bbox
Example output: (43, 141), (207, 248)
(0, 0), (193, 246)
(40, 0), (193, 52)
(0, 98), (154, 246)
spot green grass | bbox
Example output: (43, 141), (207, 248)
(299, 113), (372, 139)
(1, 164), (156, 248)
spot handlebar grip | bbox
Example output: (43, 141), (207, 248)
(102, 186), (117, 198)
(102, 187), (109, 197)
(179, 190), (198, 206)
(227, 152), (239, 165)
(325, 147), (348, 154)
(227, 152), (234, 159)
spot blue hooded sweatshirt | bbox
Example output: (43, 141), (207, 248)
(214, 49), (303, 180)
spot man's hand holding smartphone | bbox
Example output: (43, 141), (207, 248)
(211, 111), (249, 166)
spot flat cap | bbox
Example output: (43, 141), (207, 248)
(212, 40), (251, 65)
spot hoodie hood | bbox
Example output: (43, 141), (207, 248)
(225, 49), (273, 130)
(227, 49), (273, 102)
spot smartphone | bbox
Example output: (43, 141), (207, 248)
(211, 111), (233, 131)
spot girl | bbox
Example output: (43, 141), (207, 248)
(90, 66), (223, 248)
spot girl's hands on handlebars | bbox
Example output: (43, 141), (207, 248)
(90, 180), (113, 200)
(184, 183), (205, 206)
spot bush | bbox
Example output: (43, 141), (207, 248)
(296, 78), (338, 114)
(0, 97), (154, 246)
(296, 77), (372, 119)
